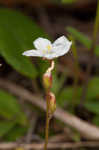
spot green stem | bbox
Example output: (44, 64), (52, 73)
(44, 60), (54, 150)
(80, 0), (99, 106)
(93, 0), (99, 43)
(44, 91), (50, 150)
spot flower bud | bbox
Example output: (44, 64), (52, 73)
(48, 92), (56, 117)
(43, 71), (52, 89)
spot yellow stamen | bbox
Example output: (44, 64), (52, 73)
(43, 45), (52, 54)
(47, 45), (52, 51)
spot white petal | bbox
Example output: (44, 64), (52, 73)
(53, 36), (69, 47)
(52, 36), (72, 57)
(33, 37), (52, 50)
(44, 53), (58, 60)
(22, 50), (43, 57)
(53, 42), (72, 57)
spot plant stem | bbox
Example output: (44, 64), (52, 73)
(44, 91), (50, 150)
(44, 60), (54, 150)
(80, 0), (99, 106)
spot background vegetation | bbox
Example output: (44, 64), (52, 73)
(0, 0), (99, 149)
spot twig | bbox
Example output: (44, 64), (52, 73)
(1, 79), (99, 140)
(0, 141), (99, 149)
(49, 134), (68, 142)
(25, 113), (38, 144)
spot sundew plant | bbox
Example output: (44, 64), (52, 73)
(0, 0), (99, 150)
(22, 36), (72, 150)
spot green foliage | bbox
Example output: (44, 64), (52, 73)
(4, 125), (28, 141)
(52, 72), (66, 95)
(67, 27), (91, 48)
(0, 90), (28, 140)
(57, 87), (73, 107)
(84, 77), (99, 115)
(0, 121), (15, 137)
(57, 87), (82, 107)
(67, 27), (99, 56)
(0, 4), (99, 141)
(86, 77), (99, 100)
(0, 8), (48, 78)
(84, 101), (99, 115)
(67, 25), (99, 122)
(93, 116), (99, 126)
(0, 90), (27, 125)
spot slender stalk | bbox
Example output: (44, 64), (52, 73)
(80, 0), (99, 106)
(44, 91), (50, 150)
(44, 60), (55, 150)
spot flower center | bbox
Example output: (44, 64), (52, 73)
(47, 45), (52, 52)
(43, 45), (52, 55)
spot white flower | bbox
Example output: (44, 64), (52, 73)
(22, 36), (72, 60)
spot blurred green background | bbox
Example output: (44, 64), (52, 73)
(0, 0), (99, 149)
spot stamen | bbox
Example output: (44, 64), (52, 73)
(43, 45), (52, 55)
(47, 45), (52, 51)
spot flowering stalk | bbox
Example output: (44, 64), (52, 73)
(43, 60), (55, 150)
(22, 35), (72, 150)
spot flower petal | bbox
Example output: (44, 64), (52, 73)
(53, 36), (69, 47)
(53, 42), (72, 57)
(22, 50), (43, 57)
(44, 53), (58, 60)
(52, 36), (72, 57)
(33, 37), (52, 50)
